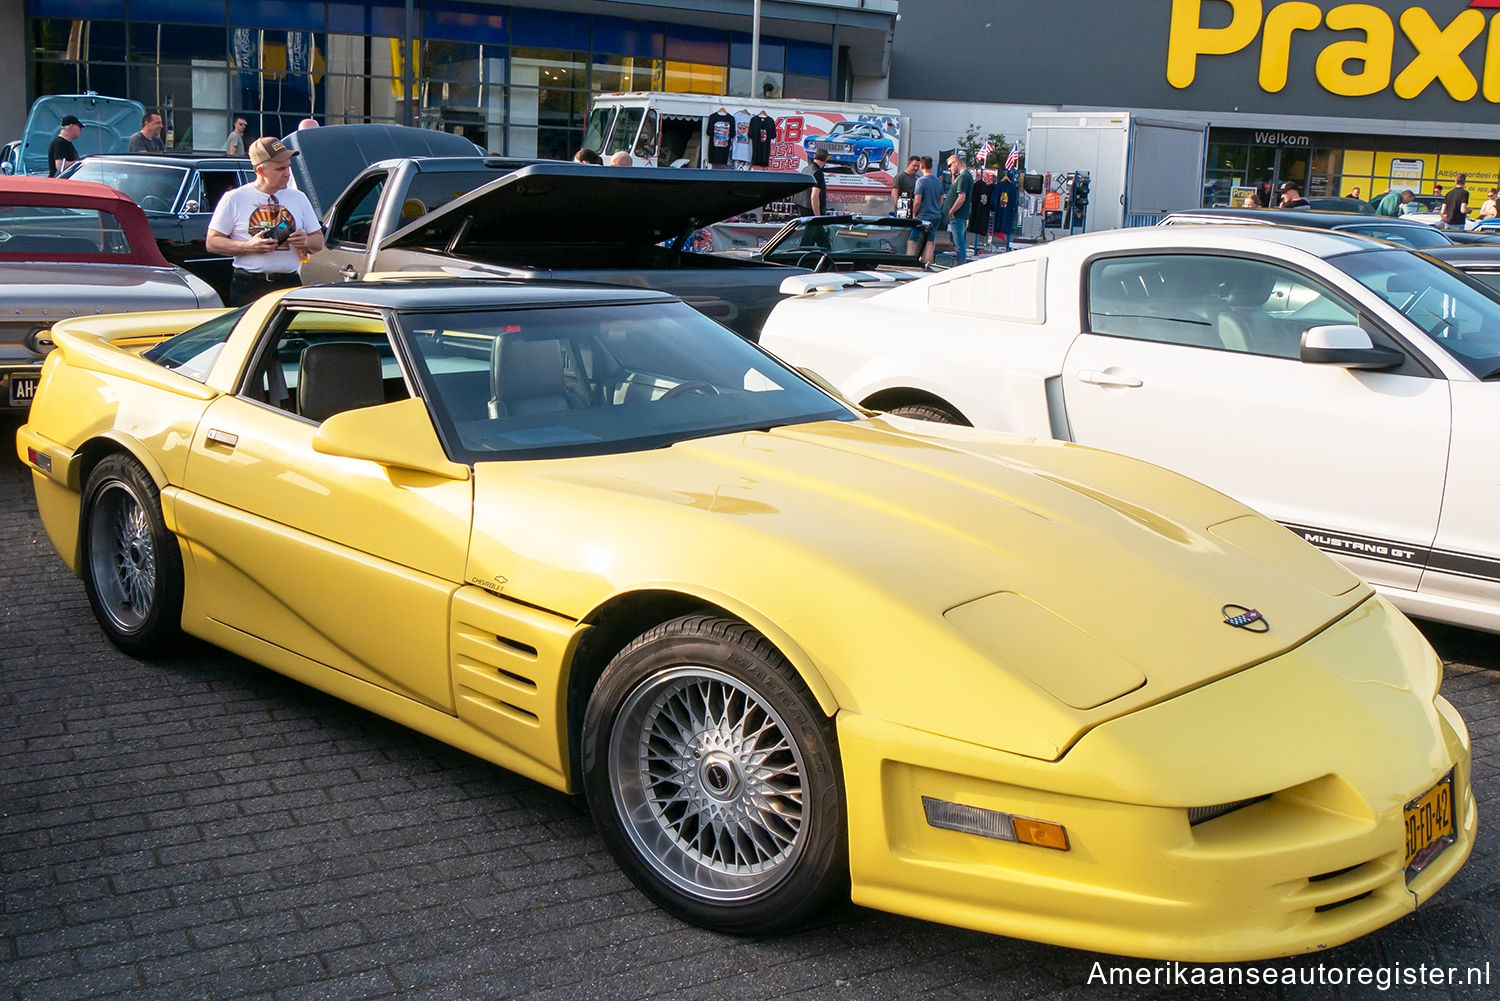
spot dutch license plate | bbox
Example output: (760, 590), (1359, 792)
(8, 374), (38, 407)
(1404, 769), (1455, 878)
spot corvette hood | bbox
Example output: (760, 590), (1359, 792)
(470, 418), (1370, 759)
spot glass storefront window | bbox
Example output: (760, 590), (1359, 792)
(663, 61), (726, 94)
(592, 54), (662, 93)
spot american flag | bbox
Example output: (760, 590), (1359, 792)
(975, 140), (994, 164)
(1004, 144), (1022, 171)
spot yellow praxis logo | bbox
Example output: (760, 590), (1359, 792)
(1167, 0), (1500, 101)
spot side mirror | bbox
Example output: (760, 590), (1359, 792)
(312, 397), (470, 480)
(1300, 324), (1405, 369)
(181, 199), (199, 214)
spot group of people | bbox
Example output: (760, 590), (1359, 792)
(1239, 181), (1310, 208)
(48, 109), (166, 176)
(572, 147), (634, 166)
(890, 153), (989, 266)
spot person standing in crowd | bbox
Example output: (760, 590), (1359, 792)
(609, 150), (633, 166)
(908, 156), (943, 266)
(1481, 188), (1499, 221)
(891, 155), (919, 218)
(206, 137), (322, 306)
(297, 118), (319, 131)
(1345, 186), (1362, 200)
(809, 149), (829, 215)
(1442, 174), (1470, 229)
(942, 153), (973, 266)
(968, 170), (991, 254)
(48, 115), (84, 177)
(573, 147), (602, 164)
(128, 111), (165, 153)
(224, 116), (247, 156)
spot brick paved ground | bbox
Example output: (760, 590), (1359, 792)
(3, 412), (1497, 1000)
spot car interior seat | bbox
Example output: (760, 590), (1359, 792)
(297, 342), (386, 422)
(488, 334), (575, 419)
(1215, 268), (1296, 356)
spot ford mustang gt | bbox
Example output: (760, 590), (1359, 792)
(17, 277), (1472, 960)
(760, 225), (1500, 636)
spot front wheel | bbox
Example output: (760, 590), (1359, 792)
(886, 402), (968, 425)
(854, 151), (869, 174)
(582, 614), (846, 934)
(80, 454), (184, 656)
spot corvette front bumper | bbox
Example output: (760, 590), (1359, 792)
(839, 597), (1473, 961)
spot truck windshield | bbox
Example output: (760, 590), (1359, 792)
(606, 108), (644, 156)
(583, 106), (614, 154)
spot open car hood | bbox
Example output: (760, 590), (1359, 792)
(284, 124), (487, 219)
(14, 94), (145, 177)
(383, 163), (815, 251)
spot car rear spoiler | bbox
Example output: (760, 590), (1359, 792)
(778, 271), (917, 296)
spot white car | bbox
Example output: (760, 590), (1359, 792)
(759, 225), (1500, 633)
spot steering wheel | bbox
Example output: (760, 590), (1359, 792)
(794, 250), (833, 273)
(139, 195), (170, 212)
(659, 380), (720, 400)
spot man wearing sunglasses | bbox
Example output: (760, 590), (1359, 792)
(207, 137), (324, 305)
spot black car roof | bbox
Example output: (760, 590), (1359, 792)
(73, 153), (251, 167)
(1422, 246), (1500, 267)
(284, 277), (678, 311)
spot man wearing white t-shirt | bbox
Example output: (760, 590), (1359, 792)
(207, 136), (324, 305)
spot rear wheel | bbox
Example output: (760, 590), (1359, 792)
(886, 402), (967, 425)
(581, 614), (846, 934)
(80, 454), (184, 656)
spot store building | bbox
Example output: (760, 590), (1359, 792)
(3, 1), (898, 159)
(8, 1), (1500, 204)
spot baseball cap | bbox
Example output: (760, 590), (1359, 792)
(249, 136), (298, 168)
(59, 115), (84, 128)
(1278, 182), (1295, 192)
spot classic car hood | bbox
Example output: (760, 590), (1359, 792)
(469, 418), (1369, 759)
(384, 163), (816, 251)
(13, 94), (144, 177)
(285, 124), (487, 219)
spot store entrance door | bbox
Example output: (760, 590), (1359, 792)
(1275, 147), (1311, 200)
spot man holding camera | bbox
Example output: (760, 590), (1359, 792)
(206, 137), (323, 306)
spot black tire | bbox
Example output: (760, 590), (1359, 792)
(581, 614), (846, 935)
(886, 402), (968, 425)
(80, 454), (184, 656)
(854, 151), (869, 174)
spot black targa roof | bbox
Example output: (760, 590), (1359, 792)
(382, 163), (815, 251)
(285, 124), (485, 219)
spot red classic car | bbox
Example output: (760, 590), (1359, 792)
(1, 176), (221, 409)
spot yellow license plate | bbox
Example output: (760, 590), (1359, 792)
(1403, 770), (1455, 878)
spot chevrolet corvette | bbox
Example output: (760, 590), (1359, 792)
(17, 278), (1472, 960)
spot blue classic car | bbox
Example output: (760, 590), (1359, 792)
(802, 120), (894, 174)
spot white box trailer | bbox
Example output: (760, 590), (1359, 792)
(1024, 112), (1208, 230)
(586, 92), (907, 216)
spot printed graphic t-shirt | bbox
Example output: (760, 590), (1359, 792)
(208, 182), (322, 274)
(707, 111), (734, 166)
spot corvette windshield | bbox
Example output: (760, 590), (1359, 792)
(1337, 249), (1500, 378)
(399, 300), (855, 460)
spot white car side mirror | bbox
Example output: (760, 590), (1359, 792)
(1300, 324), (1405, 369)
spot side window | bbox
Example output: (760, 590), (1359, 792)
(1087, 254), (1358, 359)
(326, 173), (387, 247)
(197, 172), (242, 214)
(240, 309), (410, 421)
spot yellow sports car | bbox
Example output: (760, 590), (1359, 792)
(17, 279), (1472, 961)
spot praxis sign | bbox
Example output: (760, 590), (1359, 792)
(1169, 0), (1500, 101)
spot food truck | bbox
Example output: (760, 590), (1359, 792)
(585, 92), (906, 219)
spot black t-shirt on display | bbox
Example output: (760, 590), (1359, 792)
(706, 111), (734, 166)
(748, 113), (776, 167)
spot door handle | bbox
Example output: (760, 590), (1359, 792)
(205, 428), (239, 449)
(339, 265), (358, 282)
(1076, 369), (1143, 388)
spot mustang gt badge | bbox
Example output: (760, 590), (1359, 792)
(1222, 604), (1269, 632)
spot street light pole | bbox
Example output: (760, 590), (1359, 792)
(749, 0), (761, 98)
